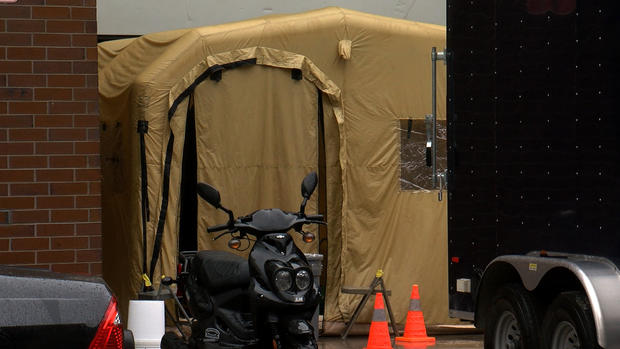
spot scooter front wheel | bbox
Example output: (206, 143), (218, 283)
(263, 323), (316, 349)
(280, 332), (317, 349)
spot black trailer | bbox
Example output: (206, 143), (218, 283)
(444, 1), (620, 348)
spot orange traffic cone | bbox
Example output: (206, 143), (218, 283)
(364, 292), (393, 349)
(395, 285), (436, 346)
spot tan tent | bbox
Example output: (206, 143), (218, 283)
(98, 7), (449, 329)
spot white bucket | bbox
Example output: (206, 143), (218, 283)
(134, 339), (161, 349)
(134, 339), (163, 349)
(127, 300), (165, 349)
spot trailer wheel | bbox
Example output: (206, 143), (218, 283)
(542, 291), (600, 349)
(484, 283), (541, 349)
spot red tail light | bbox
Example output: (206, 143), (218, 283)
(89, 296), (124, 349)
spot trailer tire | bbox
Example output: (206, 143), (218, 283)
(483, 283), (542, 349)
(542, 291), (600, 349)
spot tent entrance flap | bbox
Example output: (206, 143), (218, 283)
(317, 91), (328, 285)
(178, 94), (197, 252)
(149, 59), (258, 282)
(192, 63), (324, 255)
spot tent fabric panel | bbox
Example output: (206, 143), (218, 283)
(321, 100), (344, 322)
(195, 8), (348, 82)
(99, 95), (148, 321)
(98, 27), (197, 315)
(334, 14), (451, 325)
(97, 37), (136, 70)
(98, 29), (191, 100)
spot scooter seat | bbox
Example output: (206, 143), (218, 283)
(194, 250), (250, 293)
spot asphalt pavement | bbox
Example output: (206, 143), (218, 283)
(317, 334), (484, 348)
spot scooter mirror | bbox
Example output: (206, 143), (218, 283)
(197, 182), (221, 208)
(301, 172), (318, 199)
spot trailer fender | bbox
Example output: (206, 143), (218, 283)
(478, 254), (620, 349)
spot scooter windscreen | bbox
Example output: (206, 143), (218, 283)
(236, 209), (305, 234)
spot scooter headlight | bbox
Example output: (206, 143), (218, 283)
(295, 269), (312, 290)
(274, 269), (293, 291)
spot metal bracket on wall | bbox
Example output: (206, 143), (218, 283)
(430, 47), (446, 188)
(437, 170), (447, 201)
(425, 114), (434, 167)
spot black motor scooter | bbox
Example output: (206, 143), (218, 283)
(162, 172), (324, 349)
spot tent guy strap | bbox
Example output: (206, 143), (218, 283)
(137, 120), (149, 278)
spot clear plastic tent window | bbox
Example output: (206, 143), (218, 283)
(399, 119), (447, 191)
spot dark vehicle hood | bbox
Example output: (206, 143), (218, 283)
(0, 266), (111, 328)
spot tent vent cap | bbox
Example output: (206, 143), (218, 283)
(338, 40), (352, 60)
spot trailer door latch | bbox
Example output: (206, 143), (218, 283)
(437, 171), (447, 201)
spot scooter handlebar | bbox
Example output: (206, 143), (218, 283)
(207, 223), (230, 233)
(306, 214), (324, 221)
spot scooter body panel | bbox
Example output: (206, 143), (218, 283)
(184, 235), (318, 349)
(249, 233), (319, 311)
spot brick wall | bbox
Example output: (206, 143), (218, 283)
(0, 0), (101, 275)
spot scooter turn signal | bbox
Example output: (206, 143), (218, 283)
(303, 232), (315, 243)
(228, 238), (241, 249)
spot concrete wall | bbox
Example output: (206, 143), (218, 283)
(97, 0), (445, 35)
